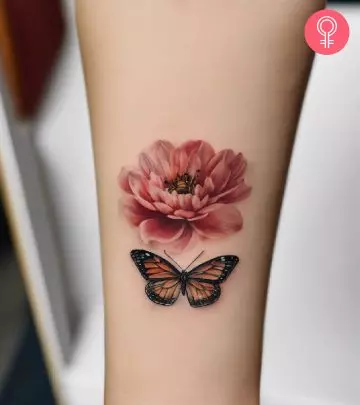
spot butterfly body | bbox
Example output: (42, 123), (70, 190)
(179, 271), (189, 295)
(130, 249), (239, 308)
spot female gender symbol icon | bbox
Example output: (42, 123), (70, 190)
(317, 16), (338, 49)
(305, 9), (350, 55)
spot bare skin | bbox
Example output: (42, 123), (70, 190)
(76, 1), (326, 404)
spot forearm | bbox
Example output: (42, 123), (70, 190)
(76, 1), (325, 404)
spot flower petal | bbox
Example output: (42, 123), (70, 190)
(139, 217), (185, 244)
(160, 225), (196, 253)
(198, 203), (224, 214)
(194, 184), (205, 199)
(226, 153), (249, 189)
(118, 168), (133, 193)
(210, 161), (231, 192)
(128, 172), (156, 211)
(178, 148), (189, 174)
(187, 213), (208, 222)
(153, 202), (174, 215)
(173, 209), (196, 219)
(159, 190), (179, 208)
(178, 194), (192, 210)
(191, 194), (209, 211)
(142, 140), (175, 176)
(139, 153), (156, 176)
(191, 205), (243, 239)
(147, 184), (162, 202)
(230, 153), (247, 178)
(206, 149), (235, 174)
(199, 195), (209, 209)
(210, 182), (252, 204)
(148, 140), (174, 161)
(187, 152), (201, 176)
(134, 196), (156, 211)
(191, 195), (201, 211)
(202, 177), (215, 195)
(122, 197), (154, 226)
(149, 172), (164, 188)
(169, 149), (180, 179)
(181, 140), (215, 166)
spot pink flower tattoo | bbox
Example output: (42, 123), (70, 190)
(119, 140), (251, 252)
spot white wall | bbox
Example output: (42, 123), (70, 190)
(262, 9), (360, 404)
(34, 0), (102, 318)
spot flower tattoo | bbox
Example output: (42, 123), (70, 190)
(119, 140), (251, 252)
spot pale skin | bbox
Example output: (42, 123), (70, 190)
(76, 1), (326, 404)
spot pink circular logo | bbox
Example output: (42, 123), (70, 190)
(305, 9), (350, 55)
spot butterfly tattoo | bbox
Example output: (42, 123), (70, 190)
(130, 249), (239, 308)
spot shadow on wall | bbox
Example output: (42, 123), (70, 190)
(0, 310), (56, 405)
(0, 198), (56, 405)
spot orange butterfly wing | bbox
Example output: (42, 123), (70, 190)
(145, 279), (181, 306)
(186, 256), (239, 308)
(131, 250), (181, 306)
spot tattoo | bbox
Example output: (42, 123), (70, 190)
(119, 140), (251, 252)
(130, 249), (239, 308)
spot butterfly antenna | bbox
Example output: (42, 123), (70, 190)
(164, 250), (182, 270)
(184, 251), (205, 271)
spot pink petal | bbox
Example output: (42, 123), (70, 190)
(169, 150), (180, 179)
(144, 140), (175, 177)
(226, 153), (249, 189)
(206, 149), (235, 174)
(128, 172), (156, 211)
(181, 140), (215, 167)
(139, 153), (155, 176)
(118, 168), (133, 193)
(147, 184), (162, 202)
(199, 203), (225, 214)
(159, 190), (179, 208)
(210, 182), (252, 204)
(173, 209), (196, 219)
(122, 197), (154, 226)
(210, 159), (231, 192)
(188, 213), (208, 222)
(167, 215), (187, 220)
(149, 172), (164, 188)
(199, 195), (209, 209)
(187, 152), (201, 176)
(177, 194), (185, 210)
(224, 184), (251, 203)
(159, 225), (196, 253)
(202, 177), (215, 195)
(134, 196), (156, 211)
(153, 202), (174, 215)
(148, 140), (174, 161)
(179, 194), (193, 210)
(139, 217), (185, 244)
(230, 153), (247, 178)
(128, 171), (146, 195)
(191, 194), (209, 211)
(191, 195), (201, 210)
(194, 184), (205, 199)
(178, 148), (189, 174)
(191, 205), (243, 239)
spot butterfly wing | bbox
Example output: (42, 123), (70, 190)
(145, 279), (181, 306)
(185, 279), (221, 308)
(186, 255), (239, 308)
(130, 249), (181, 306)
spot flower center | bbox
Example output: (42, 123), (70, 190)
(164, 173), (197, 195)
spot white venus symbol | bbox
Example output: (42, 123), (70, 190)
(317, 16), (338, 49)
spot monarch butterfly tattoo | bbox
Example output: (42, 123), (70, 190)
(130, 249), (239, 308)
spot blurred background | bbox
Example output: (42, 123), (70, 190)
(0, 1), (359, 405)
